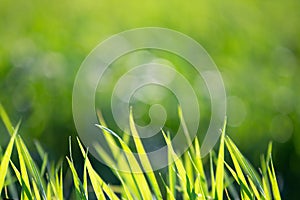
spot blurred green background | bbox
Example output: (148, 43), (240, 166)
(0, 0), (299, 198)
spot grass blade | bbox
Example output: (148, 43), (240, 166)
(215, 120), (226, 200)
(209, 152), (215, 199)
(96, 125), (152, 199)
(225, 137), (253, 199)
(32, 178), (41, 200)
(83, 151), (88, 199)
(167, 132), (176, 200)
(129, 108), (162, 199)
(0, 121), (19, 195)
(268, 157), (281, 200)
(10, 160), (33, 200)
(94, 142), (141, 199)
(34, 141), (48, 177)
(194, 137), (208, 196)
(76, 137), (119, 200)
(194, 173), (206, 199)
(0, 104), (14, 135)
(16, 136), (47, 199)
(97, 110), (120, 158)
(15, 135), (33, 200)
(115, 170), (134, 200)
(226, 136), (264, 198)
(66, 157), (87, 200)
(162, 130), (189, 199)
(247, 175), (260, 199)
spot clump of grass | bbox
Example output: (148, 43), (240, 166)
(0, 104), (281, 199)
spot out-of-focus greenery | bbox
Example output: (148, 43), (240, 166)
(0, 0), (299, 198)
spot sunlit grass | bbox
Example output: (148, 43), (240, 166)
(0, 104), (281, 199)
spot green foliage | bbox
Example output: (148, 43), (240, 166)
(0, 1), (299, 197)
(0, 105), (282, 199)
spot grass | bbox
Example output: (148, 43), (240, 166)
(0, 104), (281, 199)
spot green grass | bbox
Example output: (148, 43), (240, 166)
(0, 104), (281, 199)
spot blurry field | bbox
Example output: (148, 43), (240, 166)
(0, 0), (299, 198)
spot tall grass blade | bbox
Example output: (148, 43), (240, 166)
(0, 121), (19, 195)
(194, 173), (206, 199)
(215, 120), (226, 200)
(46, 183), (51, 199)
(268, 157), (281, 200)
(194, 137), (208, 196)
(161, 130), (189, 199)
(178, 106), (195, 156)
(115, 170), (134, 200)
(129, 108), (162, 199)
(247, 175), (260, 199)
(225, 137), (252, 199)
(94, 142), (141, 199)
(260, 155), (271, 199)
(97, 110), (120, 158)
(167, 132), (176, 200)
(160, 172), (176, 200)
(225, 136), (264, 198)
(34, 141), (48, 177)
(17, 136), (47, 199)
(66, 157), (87, 200)
(10, 160), (33, 200)
(16, 136), (33, 200)
(83, 150), (88, 199)
(209, 152), (215, 199)
(32, 178), (41, 200)
(77, 137), (120, 200)
(95, 125), (152, 199)
(0, 104), (14, 135)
